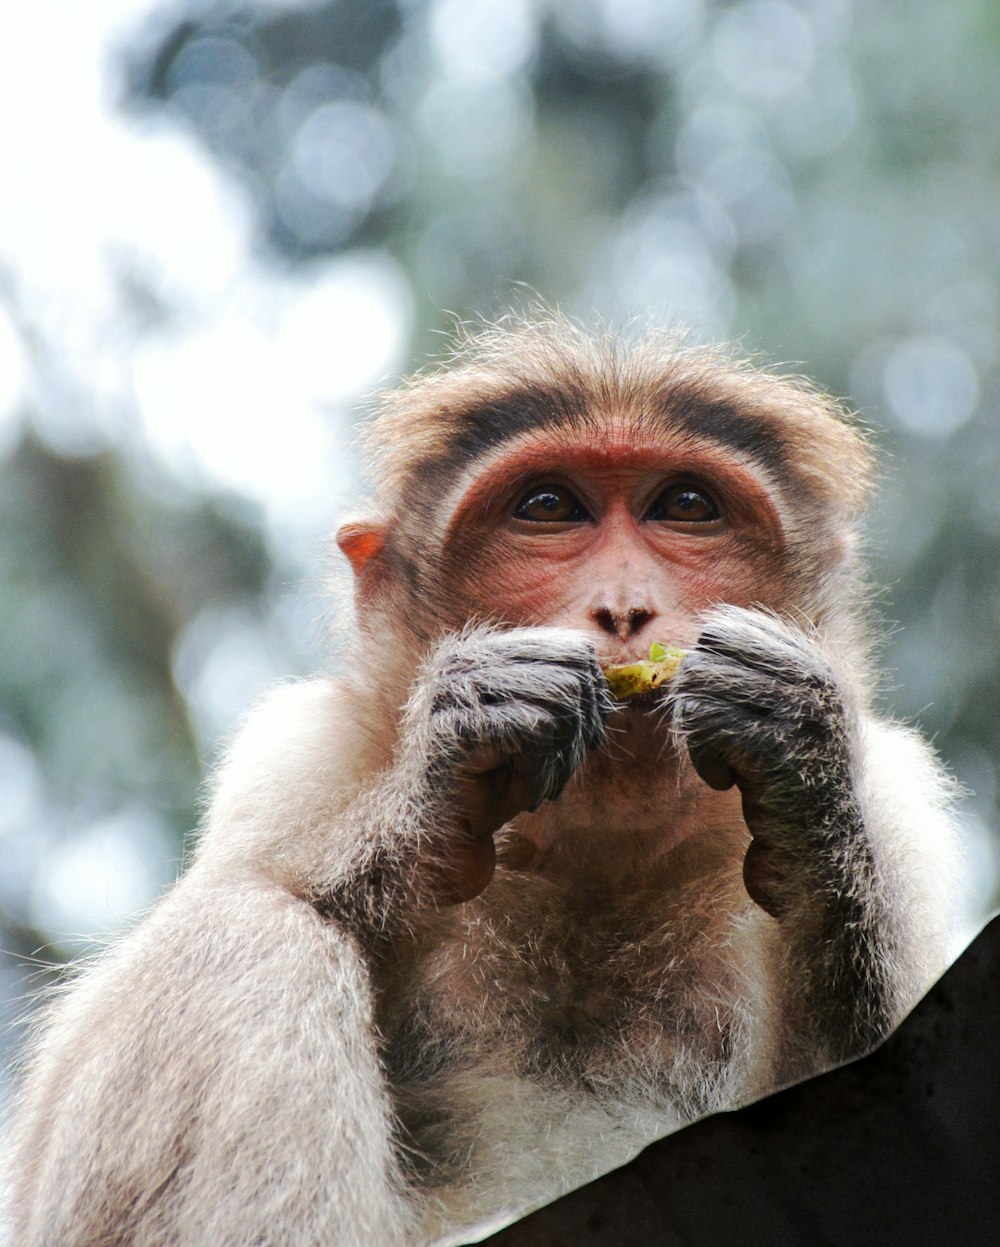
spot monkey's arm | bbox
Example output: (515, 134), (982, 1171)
(671, 606), (960, 1070)
(4, 873), (415, 1247)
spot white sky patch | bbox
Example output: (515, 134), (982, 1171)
(0, 0), (413, 532)
(0, 2), (159, 455)
(132, 251), (412, 532)
(274, 252), (414, 405)
(108, 122), (253, 306)
(132, 316), (339, 517)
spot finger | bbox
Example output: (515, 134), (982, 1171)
(431, 820), (497, 906)
(742, 838), (789, 919)
(688, 741), (738, 790)
(461, 742), (511, 778)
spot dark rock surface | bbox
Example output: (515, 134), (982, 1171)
(481, 915), (1000, 1247)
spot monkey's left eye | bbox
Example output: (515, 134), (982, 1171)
(645, 484), (721, 524)
(514, 486), (591, 523)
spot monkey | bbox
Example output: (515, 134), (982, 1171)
(2, 319), (961, 1247)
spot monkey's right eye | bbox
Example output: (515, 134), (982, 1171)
(514, 486), (591, 523)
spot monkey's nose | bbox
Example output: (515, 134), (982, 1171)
(591, 608), (655, 640)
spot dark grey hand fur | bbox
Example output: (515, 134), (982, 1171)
(320, 628), (612, 930)
(672, 606), (900, 1060)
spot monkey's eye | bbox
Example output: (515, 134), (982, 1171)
(645, 483), (721, 524)
(514, 486), (591, 523)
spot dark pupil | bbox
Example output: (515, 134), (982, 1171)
(675, 491), (706, 516)
(535, 492), (563, 514)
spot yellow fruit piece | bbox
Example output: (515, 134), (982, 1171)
(602, 644), (687, 700)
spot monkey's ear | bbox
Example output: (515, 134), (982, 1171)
(336, 517), (388, 579)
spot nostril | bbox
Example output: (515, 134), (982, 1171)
(591, 608), (655, 639)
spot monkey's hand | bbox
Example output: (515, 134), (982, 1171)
(670, 606), (866, 921)
(401, 628), (611, 903)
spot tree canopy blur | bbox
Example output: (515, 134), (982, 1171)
(2, 0), (999, 1061)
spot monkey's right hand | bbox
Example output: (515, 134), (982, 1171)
(400, 629), (610, 900)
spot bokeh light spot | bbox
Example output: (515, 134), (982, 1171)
(712, 0), (815, 100)
(418, 76), (534, 181)
(429, 0), (537, 80)
(165, 36), (259, 94)
(290, 101), (397, 210)
(883, 336), (979, 439)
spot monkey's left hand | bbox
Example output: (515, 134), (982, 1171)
(670, 606), (865, 919)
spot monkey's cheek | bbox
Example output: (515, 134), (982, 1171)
(430, 829), (497, 906)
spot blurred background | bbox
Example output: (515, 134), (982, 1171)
(2, 0), (999, 1092)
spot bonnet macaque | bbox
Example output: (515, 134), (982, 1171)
(4, 321), (959, 1246)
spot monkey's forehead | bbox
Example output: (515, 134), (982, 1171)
(360, 323), (872, 513)
(363, 366), (871, 531)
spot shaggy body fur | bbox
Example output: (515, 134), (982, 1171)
(3, 322), (960, 1247)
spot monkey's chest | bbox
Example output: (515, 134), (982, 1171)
(381, 899), (758, 1211)
(381, 884), (752, 1113)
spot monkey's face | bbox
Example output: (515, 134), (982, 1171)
(433, 420), (790, 662)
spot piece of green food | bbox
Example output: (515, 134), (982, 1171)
(602, 643), (687, 700)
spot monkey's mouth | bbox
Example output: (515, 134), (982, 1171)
(608, 688), (671, 713)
